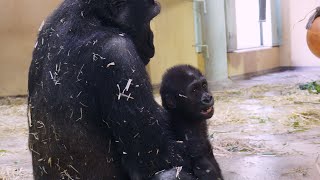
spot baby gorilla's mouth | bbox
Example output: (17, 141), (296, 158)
(201, 106), (214, 115)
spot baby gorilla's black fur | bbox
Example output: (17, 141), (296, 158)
(28, 0), (196, 179)
(160, 65), (224, 180)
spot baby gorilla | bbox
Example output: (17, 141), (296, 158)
(160, 65), (223, 180)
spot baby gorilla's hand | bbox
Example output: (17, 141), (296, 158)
(152, 168), (196, 180)
(193, 157), (223, 180)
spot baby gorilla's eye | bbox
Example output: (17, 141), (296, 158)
(202, 83), (207, 89)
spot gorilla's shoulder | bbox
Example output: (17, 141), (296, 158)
(101, 32), (134, 49)
(97, 33), (138, 59)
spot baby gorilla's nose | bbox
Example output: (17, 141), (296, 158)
(201, 94), (214, 106)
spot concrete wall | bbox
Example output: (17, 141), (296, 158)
(0, 0), (62, 96)
(0, 0), (200, 96)
(228, 47), (280, 77)
(280, 0), (320, 66)
(4, 1), (318, 95)
(149, 0), (200, 84)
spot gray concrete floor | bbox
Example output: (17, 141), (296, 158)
(210, 69), (320, 180)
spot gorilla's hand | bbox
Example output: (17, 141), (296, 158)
(151, 168), (196, 180)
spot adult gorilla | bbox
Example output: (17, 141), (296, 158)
(28, 0), (194, 179)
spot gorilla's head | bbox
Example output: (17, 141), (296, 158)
(160, 65), (215, 122)
(110, 0), (161, 30)
(86, 0), (161, 64)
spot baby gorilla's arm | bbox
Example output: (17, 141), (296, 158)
(151, 168), (195, 180)
(193, 156), (223, 180)
(186, 136), (224, 180)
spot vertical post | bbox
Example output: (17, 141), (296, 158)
(270, 0), (282, 46)
(260, 22), (264, 46)
(203, 0), (228, 83)
(225, 0), (238, 52)
(259, 0), (267, 46)
(193, 1), (203, 53)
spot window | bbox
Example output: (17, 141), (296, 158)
(226, 0), (281, 51)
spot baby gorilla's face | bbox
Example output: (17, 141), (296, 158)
(160, 65), (215, 122)
(181, 76), (214, 121)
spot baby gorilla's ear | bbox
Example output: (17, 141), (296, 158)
(164, 94), (176, 109)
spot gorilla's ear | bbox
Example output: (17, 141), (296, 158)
(164, 94), (176, 109)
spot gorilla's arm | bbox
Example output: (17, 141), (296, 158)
(95, 37), (193, 179)
(186, 136), (223, 180)
(152, 168), (195, 180)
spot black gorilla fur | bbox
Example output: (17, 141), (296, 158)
(28, 0), (195, 179)
(160, 65), (224, 180)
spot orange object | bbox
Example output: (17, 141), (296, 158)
(307, 17), (320, 58)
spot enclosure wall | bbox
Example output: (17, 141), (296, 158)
(228, 47), (280, 77)
(280, 0), (320, 66)
(149, 0), (201, 85)
(0, 0), (62, 96)
(0, 0), (200, 96)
